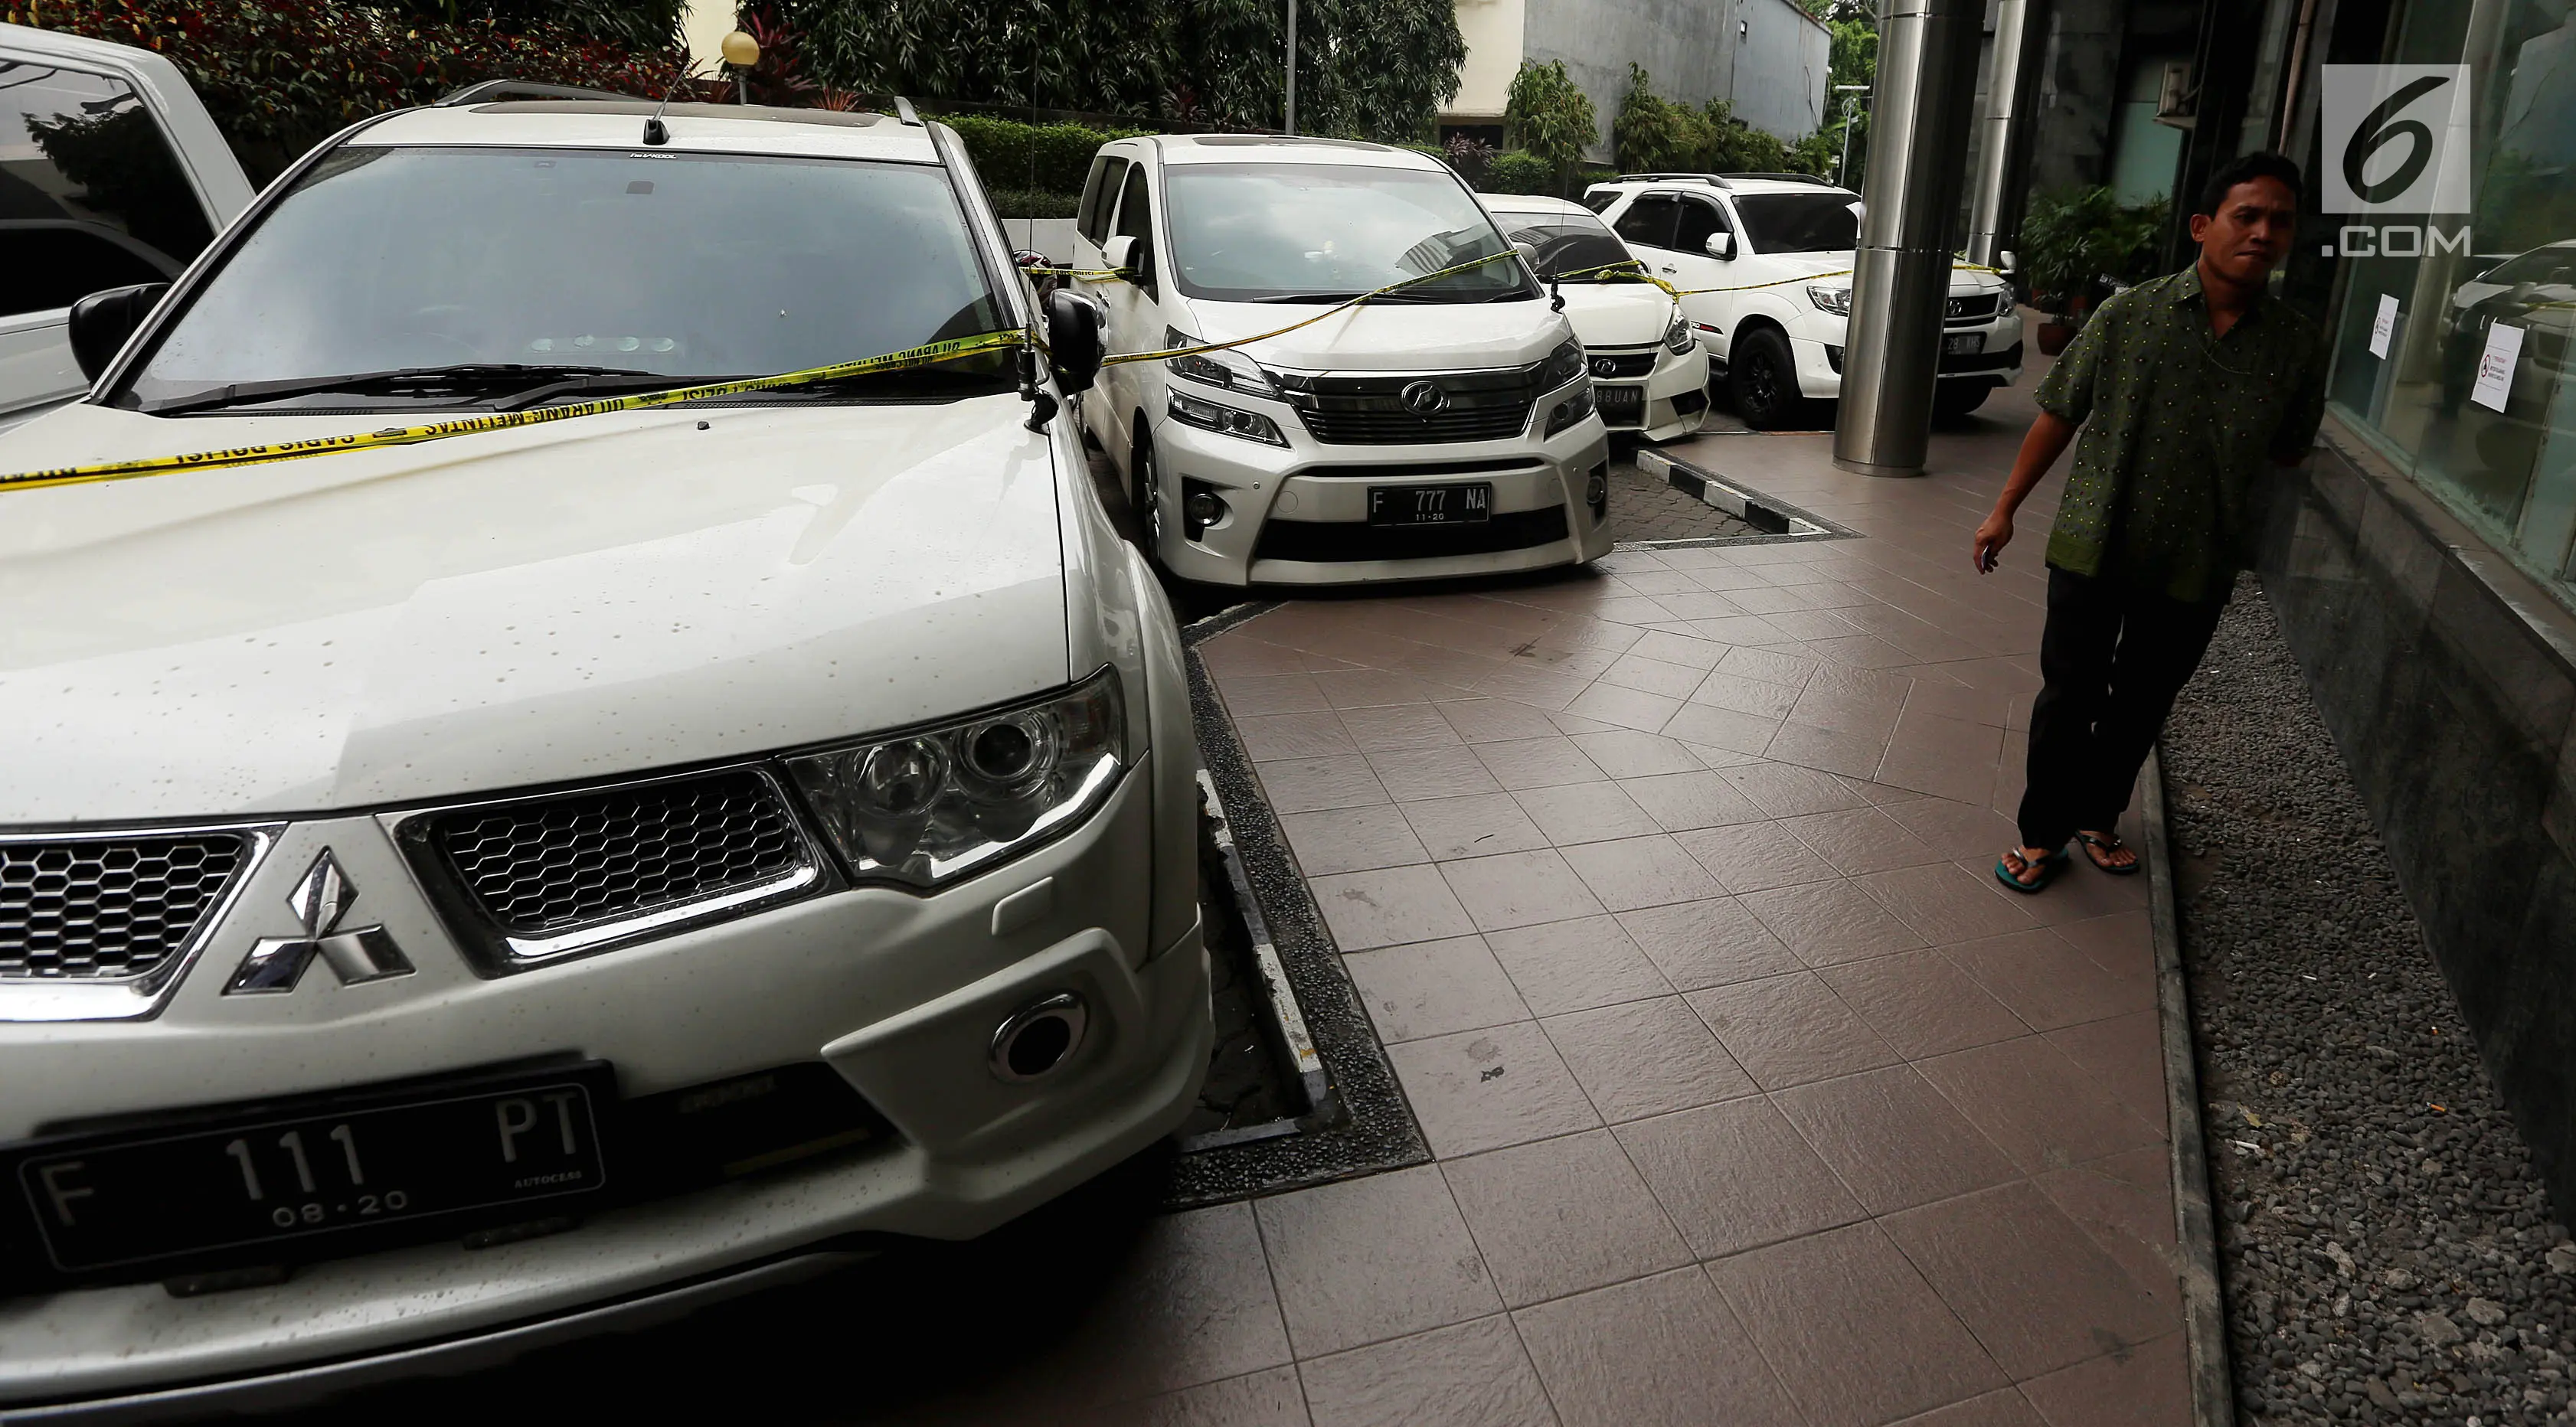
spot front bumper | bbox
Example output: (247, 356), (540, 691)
(1148, 385), (1616, 587)
(0, 763), (1211, 1413)
(1796, 308), (2027, 399)
(1590, 345), (1710, 443)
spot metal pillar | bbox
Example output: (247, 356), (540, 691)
(1965, 0), (2048, 270)
(1284, 0), (1298, 134)
(1832, 0), (1989, 478)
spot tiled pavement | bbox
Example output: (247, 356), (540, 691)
(892, 380), (2192, 1425)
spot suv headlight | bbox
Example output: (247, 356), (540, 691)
(1663, 312), (1694, 354)
(1166, 330), (1277, 396)
(1807, 286), (1852, 316)
(1540, 338), (1585, 389)
(786, 668), (1125, 890)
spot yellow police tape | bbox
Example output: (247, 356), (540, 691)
(1544, 257), (2005, 299)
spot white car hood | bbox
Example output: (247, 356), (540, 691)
(1179, 296), (1571, 372)
(0, 397), (1067, 825)
(1553, 282), (1676, 348)
(1747, 251), (2007, 296)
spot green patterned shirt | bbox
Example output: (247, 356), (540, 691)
(2033, 266), (2326, 604)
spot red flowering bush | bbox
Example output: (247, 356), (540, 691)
(4, 0), (689, 180)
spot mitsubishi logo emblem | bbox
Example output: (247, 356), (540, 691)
(1398, 380), (1448, 416)
(226, 851), (414, 994)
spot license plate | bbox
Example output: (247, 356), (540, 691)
(1943, 332), (1986, 355)
(1595, 385), (1645, 420)
(9, 1061), (615, 1278)
(1368, 482), (1492, 527)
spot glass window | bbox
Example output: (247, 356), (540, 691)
(1731, 192), (1861, 253)
(1489, 207), (1636, 279)
(1675, 198), (1731, 254)
(1613, 194), (1681, 250)
(119, 146), (1009, 412)
(0, 57), (214, 318)
(2322, 0), (2576, 602)
(1158, 162), (1533, 303)
(1077, 154), (1127, 244)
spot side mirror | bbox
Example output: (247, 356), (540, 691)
(1705, 232), (1735, 260)
(68, 282), (168, 383)
(1512, 240), (1541, 269)
(1101, 234), (1141, 281)
(1998, 249), (2018, 275)
(1044, 288), (1103, 395)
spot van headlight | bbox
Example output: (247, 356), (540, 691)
(1165, 331), (1277, 396)
(786, 669), (1125, 889)
(1664, 312), (1694, 354)
(1540, 338), (1585, 389)
(1169, 389), (1289, 446)
(1807, 286), (1852, 316)
(1545, 383), (1596, 436)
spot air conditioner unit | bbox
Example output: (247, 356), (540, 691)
(2154, 60), (2197, 129)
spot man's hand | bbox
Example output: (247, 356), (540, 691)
(1973, 511), (2012, 573)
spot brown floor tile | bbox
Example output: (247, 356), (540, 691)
(1901, 681), (2016, 731)
(1399, 792), (1551, 861)
(1881, 1181), (2174, 1380)
(1343, 936), (1530, 1043)
(1561, 834), (1729, 912)
(1541, 996), (1755, 1122)
(1296, 1316), (1554, 1427)
(1309, 864), (1476, 952)
(1685, 613), (1802, 646)
(1443, 1129), (1692, 1305)
(1998, 857), (2153, 926)
(1514, 1268), (1806, 1427)
(1802, 633), (1921, 670)
(1069, 1367), (1312, 1427)
(1201, 632), (1342, 678)
(1875, 738), (2003, 805)
(1650, 589), (1753, 622)
(1371, 745), (1507, 802)
(1943, 928), (2153, 1030)
(1881, 797), (2023, 862)
(1474, 661), (1597, 710)
(1568, 729), (1705, 778)
(1440, 697), (1570, 744)
(2033, 1147), (2183, 1322)
(2045, 1011), (2169, 1131)
(1684, 973), (1900, 1089)
(1762, 720), (1891, 780)
(1709, 1223), (2009, 1427)
(1005, 1202), (1293, 1414)
(1252, 1165), (1502, 1358)
(2048, 909), (2155, 982)
(1384, 1020), (1601, 1157)
(1483, 915), (1673, 1015)
(1672, 823), (1839, 895)
(1312, 668), (1450, 709)
(1280, 805), (1431, 877)
(1779, 807), (1950, 875)
(1565, 681), (1687, 734)
(1619, 769), (1769, 831)
(1658, 701), (1785, 756)
(1236, 710), (1360, 762)
(1616, 1097), (1864, 1258)
(1887, 1389), (2049, 1427)
(1769, 1065), (2019, 1213)
(1718, 645), (1821, 686)
(1440, 850), (1609, 932)
(2017, 1334), (2189, 1427)
(1337, 703), (1464, 753)
(1688, 670), (1804, 720)
(1915, 1037), (2166, 1174)
(1254, 755), (1390, 815)
(1858, 864), (2041, 946)
(1784, 685), (1907, 743)
(1738, 878), (1927, 966)
(1219, 671), (1332, 717)
(1512, 782), (1662, 844)
(1615, 897), (1803, 990)
(1817, 949), (2033, 1059)
(1722, 760), (1876, 816)
(1472, 736), (1612, 791)
(1629, 629), (1732, 668)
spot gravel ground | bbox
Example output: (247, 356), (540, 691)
(2165, 583), (2576, 1425)
(1607, 452), (1761, 541)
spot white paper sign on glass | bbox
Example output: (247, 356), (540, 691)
(2368, 294), (2399, 358)
(2473, 322), (2525, 412)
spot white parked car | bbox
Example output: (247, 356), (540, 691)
(0, 21), (255, 431)
(1584, 173), (2024, 427)
(0, 94), (1209, 1412)
(1480, 194), (1710, 442)
(1069, 135), (1614, 587)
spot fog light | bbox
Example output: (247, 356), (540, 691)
(1182, 478), (1228, 541)
(1586, 463), (1609, 518)
(991, 992), (1089, 1082)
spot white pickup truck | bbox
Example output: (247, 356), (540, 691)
(0, 21), (253, 429)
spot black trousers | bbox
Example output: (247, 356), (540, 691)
(2016, 565), (2228, 851)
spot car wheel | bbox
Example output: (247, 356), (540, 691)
(1131, 429), (1165, 551)
(1931, 380), (1994, 423)
(1729, 328), (1807, 430)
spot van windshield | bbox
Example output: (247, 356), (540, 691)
(1162, 162), (1535, 304)
(1489, 209), (1639, 279)
(119, 145), (1013, 413)
(1734, 192), (1862, 255)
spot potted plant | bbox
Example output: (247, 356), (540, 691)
(2020, 186), (2168, 354)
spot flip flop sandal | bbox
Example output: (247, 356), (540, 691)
(2076, 831), (2143, 876)
(1994, 847), (2067, 894)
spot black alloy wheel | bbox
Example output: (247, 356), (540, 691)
(1931, 380), (1995, 423)
(1131, 429), (1164, 550)
(1729, 328), (1806, 430)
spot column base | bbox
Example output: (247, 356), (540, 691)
(1831, 456), (1927, 478)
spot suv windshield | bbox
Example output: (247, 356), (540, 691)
(1733, 192), (1862, 255)
(1162, 162), (1534, 303)
(120, 146), (1012, 413)
(1491, 208), (1637, 279)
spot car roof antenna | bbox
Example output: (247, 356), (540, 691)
(642, 57), (708, 145)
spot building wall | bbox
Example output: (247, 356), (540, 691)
(1452, 0), (1528, 120)
(2028, 0), (2125, 191)
(1512, 0), (1829, 159)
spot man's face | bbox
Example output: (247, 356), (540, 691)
(2189, 176), (2299, 286)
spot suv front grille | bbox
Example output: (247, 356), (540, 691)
(1273, 364), (1542, 445)
(1945, 293), (2002, 324)
(426, 770), (806, 936)
(1587, 350), (1658, 379)
(0, 835), (248, 980)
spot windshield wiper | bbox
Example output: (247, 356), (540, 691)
(144, 364), (675, 416)
(1250, 292), (1368, 304)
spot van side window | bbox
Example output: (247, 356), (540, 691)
(1077, 155), (1129, 245)
(0, 60), (213, 318)
(1113, 162), (1153, 282)
(1613, 195), (1680, 251)
(1675, 198), (1731, 254)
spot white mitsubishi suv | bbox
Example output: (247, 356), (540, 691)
(1586, 173), (2024, 428)
(0, 93), (1208, 1413)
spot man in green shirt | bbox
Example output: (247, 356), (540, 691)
(1973, 152), (2323, 892)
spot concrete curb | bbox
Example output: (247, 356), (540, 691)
(2143, 745), (2236, 1427)
(1630, 449), (1862, 544)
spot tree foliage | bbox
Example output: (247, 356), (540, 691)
(1613, 67), (1818, 176)
(1502, 59), (1594, 172)
(2021, 186), (2169, 311)
(1480, 149), (1558, 195)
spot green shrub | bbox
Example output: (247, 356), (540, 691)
(943, 114), (1145, 197)
(2022, 186), (2169, 312)
(982, 188), (1081, 220)
(1504, 60), (1594, 173)
(1480, 150), (1559, 196)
